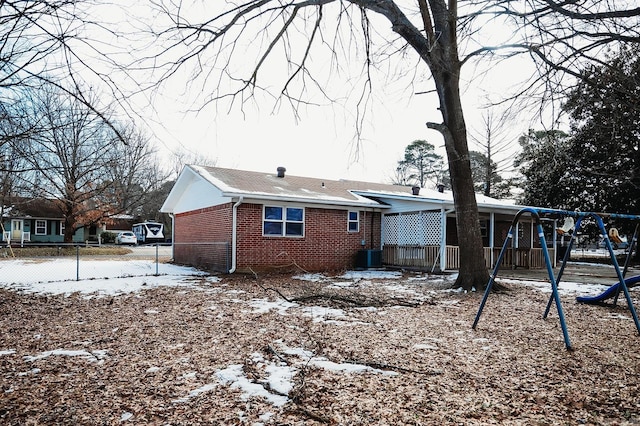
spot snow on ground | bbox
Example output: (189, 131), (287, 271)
(499, 277), (611, 297)
(0, 257), (633, 416)
(570, 248), (628, 259)
(0, 258), (214, 296)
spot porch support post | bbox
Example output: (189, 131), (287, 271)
(440, 207), (447, 271)
(489, 212), (495, 267)
(531, 219), (535, 266)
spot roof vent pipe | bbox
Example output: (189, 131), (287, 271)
(277, 166), (286, 178)
(437, 183), (445, 193)
(412, 186), (420, 196)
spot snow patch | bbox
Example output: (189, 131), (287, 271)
(24, 349), (108, 363)
(0, 259), (208, 297)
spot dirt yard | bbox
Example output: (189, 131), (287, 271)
(1, 271), (640, 425)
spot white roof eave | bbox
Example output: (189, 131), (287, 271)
(221, 191), (389, 210)
(352, 190), (524, 213)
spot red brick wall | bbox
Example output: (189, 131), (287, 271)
(173, 202), (381, 273)
(173, 203), (233, 272)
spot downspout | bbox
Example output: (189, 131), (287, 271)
(381, 210), (386, 252)
(228, 196), (244, 273)
(370, 209), (375, 248)
(489, 212), (495, 268)
(361, 210), (367, 248)
(169, 213), (175, 260)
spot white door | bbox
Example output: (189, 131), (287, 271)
(11, 219), (22, 240)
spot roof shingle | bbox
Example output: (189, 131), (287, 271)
(192, 165), (418, 206)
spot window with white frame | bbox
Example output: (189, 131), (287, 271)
(480, 220), (488, 237)
(348, 211), (359, 232)
(35, 220), (47, 235)
(59, 221), (65, 236)
(263, 206), (304, 237)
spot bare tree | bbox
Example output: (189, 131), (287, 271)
(0, 102), (31, 200)
(125, 1), (640, 290)
(0, 0), (128, 141)
(390, 161), (412, 187)
(104, 124), (166, 216)
(481, 1), (640, 114)
(8, 84), (153, 242)
(169, 150), (217, 180)
(0, 1), (74, 90)
(468, 111), (514, 197)
(0, 105), (31, 237)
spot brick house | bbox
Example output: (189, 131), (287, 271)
(161, 166), (389, 273)
(161, 165), (553, 274)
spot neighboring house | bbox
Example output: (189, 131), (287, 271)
(0, 197), (86, 244)
(1, 197), (145, 246)
(161, 165), (557, 274)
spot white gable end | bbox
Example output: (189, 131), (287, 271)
(174, 179), (228, 214)
(161, 166), (230, 214)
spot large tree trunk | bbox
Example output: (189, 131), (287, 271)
(428, 77), (489, 290)
(378, 0), (490, 290)
(447, 140), (489, 291)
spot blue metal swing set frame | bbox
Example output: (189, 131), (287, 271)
(472, 207), (640, 350)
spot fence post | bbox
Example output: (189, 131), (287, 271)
(155, 243), (159, 276)
(76, 244), (80, 281)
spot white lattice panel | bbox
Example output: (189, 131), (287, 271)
(383, 211), (441, 245)
(384, 214), (400, 244)
(421, 211), (441, 244)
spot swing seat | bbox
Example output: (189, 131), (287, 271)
(557, 217), (575, 235)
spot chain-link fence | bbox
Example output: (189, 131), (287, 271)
(0, 243), (174, 283)
(172, 242), (231, 273)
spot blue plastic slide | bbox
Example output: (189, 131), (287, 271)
(576, 275), (640, 304)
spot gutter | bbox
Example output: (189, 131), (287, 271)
(168, 213), (175, 261)
(228, 196), (244, 273)
(220, 191), (387, 210)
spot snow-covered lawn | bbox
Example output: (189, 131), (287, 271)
(0, 257), (617, 297)
(0, 258), (210, 296)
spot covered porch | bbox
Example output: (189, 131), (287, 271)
(381, 208), (558, 271)
(382, 244), (555, 271)
(1, 218), (31, 246)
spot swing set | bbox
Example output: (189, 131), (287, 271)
(473, 207), (640, 350)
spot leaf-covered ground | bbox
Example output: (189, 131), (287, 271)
(1, 271), (639, 425)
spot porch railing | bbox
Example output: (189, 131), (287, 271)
(2, 231), (31, 245)
(382, 244), (555, 271)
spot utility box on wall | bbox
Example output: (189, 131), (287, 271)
(356, 249), (382, 269)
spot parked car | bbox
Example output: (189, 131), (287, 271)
(115, 231), (137, 245)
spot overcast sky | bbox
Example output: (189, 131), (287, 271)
(140, 58), (540, 186)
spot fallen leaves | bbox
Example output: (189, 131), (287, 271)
(0, 272), (639, 425)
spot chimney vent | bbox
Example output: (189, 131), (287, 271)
(411, 186), (420, 196)
(437, 183), (445, 193)
(276, 166), (286, 178)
